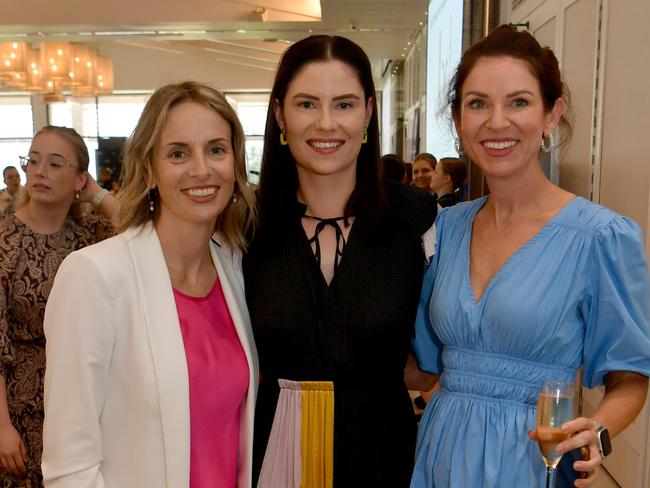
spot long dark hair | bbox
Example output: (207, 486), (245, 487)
(257, 35), (384, 233)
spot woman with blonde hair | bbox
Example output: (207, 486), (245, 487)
(0, 125), (114, 486)
(42, 81), (258, 488)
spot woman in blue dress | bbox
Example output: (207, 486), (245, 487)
(410, 25), (650, 487)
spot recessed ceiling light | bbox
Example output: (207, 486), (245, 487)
(236, 29), (246, 34)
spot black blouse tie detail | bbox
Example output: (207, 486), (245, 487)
(303, 215), (347, 272)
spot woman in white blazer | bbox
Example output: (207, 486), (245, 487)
(41, 82), (258, 488)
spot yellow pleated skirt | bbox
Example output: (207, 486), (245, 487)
(257, 380), (334, 488)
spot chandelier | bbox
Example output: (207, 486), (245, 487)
(0, 41), (114, 99)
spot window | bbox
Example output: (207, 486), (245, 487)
(48, 93), (149, 178)
(0, 95), (33, 181)
(226, 93), (270, 185)
(97, 95), (148, 137)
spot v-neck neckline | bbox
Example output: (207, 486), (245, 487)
(465, 196), (579, 305)
(297, 214), (357, 291)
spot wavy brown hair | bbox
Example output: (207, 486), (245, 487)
(116, 81), (256, 250)
(447, 24), (572, 146)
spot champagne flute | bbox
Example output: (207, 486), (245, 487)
(536, 380), (575, 488)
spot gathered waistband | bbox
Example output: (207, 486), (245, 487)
(440, 347), (575, 405)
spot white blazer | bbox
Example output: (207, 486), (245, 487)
(42, 224), (258, 488)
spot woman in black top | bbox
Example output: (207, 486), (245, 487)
(243, 35), (436, 487)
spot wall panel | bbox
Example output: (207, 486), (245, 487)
(560, 0), (598, 198)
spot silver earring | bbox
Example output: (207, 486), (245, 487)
(454, 137), (464, 156)
(541, 132), (555, 153)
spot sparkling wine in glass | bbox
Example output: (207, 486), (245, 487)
(536, 381), (575, 488)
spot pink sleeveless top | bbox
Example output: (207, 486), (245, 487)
(173, 278), (249, 488)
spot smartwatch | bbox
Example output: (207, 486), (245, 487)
(592, 420), (612, 458)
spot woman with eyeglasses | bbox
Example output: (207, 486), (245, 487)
(0, 125), (115, 486)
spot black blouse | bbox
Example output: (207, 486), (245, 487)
(244, 183), (436, 487)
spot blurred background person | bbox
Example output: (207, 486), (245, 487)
(110, 179), (122, 195)
(429, 157), (467, 208)
(380, 153), (406, 184)
(42, 82), (258, 488)
(97, 166), (113, 191)
(0, 126), (115, 486)
(0, 167), (22, 215)
(411, 153), (436, 194)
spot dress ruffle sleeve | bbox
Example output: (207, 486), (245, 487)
(411, 208), (448, 374)
(582, 215), (650, 388)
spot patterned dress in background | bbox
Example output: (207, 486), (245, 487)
(0, 213), (113, 487)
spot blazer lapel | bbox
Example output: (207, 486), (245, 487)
(210, 236), (259, 488)
(125, 224), (190, 487)
(210, 236), (258, 381)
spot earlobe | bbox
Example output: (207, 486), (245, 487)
(273, 99), (285, 132)
(365, 97), (374, 127)
(546, 98), (565, 133)
(76, 172), (88, 192)
(452, 115), (462, 141)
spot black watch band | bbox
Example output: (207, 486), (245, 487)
(593, 420), (612, 458)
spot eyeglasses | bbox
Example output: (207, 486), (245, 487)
(19, 156), (80, 178)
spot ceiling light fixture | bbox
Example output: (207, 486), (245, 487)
(0, 41), (114, 98)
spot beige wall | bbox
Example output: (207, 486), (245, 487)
(598, 2), (650, 235)
(560, 0), (598, 199)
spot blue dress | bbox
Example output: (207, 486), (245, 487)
(411, 196), (650, 487)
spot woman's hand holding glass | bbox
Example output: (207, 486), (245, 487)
(535, 380), (575, 488)
(531, 380), (602, 487)
(554, 416), (602, 487)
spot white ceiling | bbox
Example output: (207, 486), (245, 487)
(0, 0), (429, 90)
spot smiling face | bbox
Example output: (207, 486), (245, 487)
(152, 100), (235, 232)
(412, 159), (435, 191)
(25, 131), (87, 206)
(454, 56), (563, 180)
(274, 59), (373, 182)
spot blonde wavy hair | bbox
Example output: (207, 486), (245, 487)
(116, 81), (257, 251)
